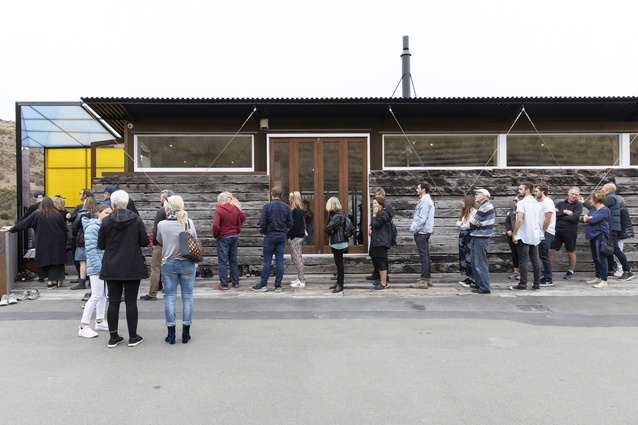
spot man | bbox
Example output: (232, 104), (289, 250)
(252, 186), (293, 293)
(534, 184), (556, 286)
(409, 181), (435, 289)
(549, 187), (583, 280)
(583, 183), (633, 280)
(20, 190), (45, 220)
(212, 192), (244, 291)
(511, 182), (543, 291)
(140, 189), (174, 301)
(468, 188), (495, 294)
(101, 185), (139, 215)
(366, 187), (394, 284)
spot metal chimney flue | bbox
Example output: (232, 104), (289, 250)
(401, 35), (411, 98)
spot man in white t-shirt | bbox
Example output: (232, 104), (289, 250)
(511, 182), (542, 291)
(534, 183), (556, 286)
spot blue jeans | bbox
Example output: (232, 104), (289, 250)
(538, 232), (554, 281)
(259, 234), (287, 288)
(590, 236), (609, 280)
(217, 237), (239, 287)
(471, 237), (491, 292)
(162, 259), (196, 327)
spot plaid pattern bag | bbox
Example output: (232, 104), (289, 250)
(179, 222), (204, 262)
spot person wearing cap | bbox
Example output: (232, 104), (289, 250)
(510, 182), (542, 291)
(409, 181), (435, 289)
(101, 185), (139, 215)
(18, 190), (45, 222)
(468, 188), (496, 294)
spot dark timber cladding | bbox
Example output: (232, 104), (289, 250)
(81, 96), (638, 276)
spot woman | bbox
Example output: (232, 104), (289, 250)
(369, 196), (392, 291)
(157, 195), (197, 344)
(78, 205), (111, 338)
(325, 197), (349, 293)
(581, 191), (611, 288)
(10, 197), (67, 289)
(221, 191), (246, 286)
(98, 190), (149, 348)
(302, 199), (313, 245)
(505, 195), (524, 281)
(457, 194), (476, 287)
(288, 191), (306, 288)
(224, 191), (246, 224)
(71, 195), (98, 292)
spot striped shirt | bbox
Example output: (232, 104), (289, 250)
(470, 199), (495, 237)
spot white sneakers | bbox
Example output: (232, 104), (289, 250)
(95, 322), (109, 331)
(593, 280), (608, 288)
(0, 294), (17, 306)
(78, 326), (98, 338)
(290, 279), (306, 288)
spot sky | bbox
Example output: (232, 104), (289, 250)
(2, 0), (637, 121)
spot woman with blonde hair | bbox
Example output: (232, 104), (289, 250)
(223, 191), (246, 224)
(457, 194), (476, 287)
(325, 197), (349, 293)
(157, 195), (198, 344)
(288, 191), (306, 287)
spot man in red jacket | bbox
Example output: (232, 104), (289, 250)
(212, 192), (244, 290)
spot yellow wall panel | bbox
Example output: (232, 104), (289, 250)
(46, 168), (88, 204)
(46, 149), (89, 168)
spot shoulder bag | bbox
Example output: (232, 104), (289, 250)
(179, 221), (204, 262)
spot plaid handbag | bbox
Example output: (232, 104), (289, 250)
(179, 222), (204, 262)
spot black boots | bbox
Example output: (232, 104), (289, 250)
(332, 285), (343, 293)
(70, 278), (86, 291)
(165, 325), (176, 344)
(182, 325), (191, 344)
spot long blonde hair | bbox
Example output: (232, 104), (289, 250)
(289, 191), (302, 209)
(223, 191), (242, 210)
(164, 195), (189, 225)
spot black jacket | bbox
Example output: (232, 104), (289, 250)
(288, 207), (306, 239)
(370, 208), (393, 249)
(11, 211), (67, 267)
(555, 199), (583, 231)
(325, 211), (348, 245)
(98, 208), (149, 281)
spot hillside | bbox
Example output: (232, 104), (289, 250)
(0, 119), (44, 226)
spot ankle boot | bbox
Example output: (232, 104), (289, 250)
(182, 325), (191, 344)
(165, 326), (176, 344)
(332, 284), (343, 293)
(70, 278), (86, 291)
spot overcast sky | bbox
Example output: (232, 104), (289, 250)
(2, 0), (636, 121)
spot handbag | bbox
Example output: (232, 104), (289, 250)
(179, 221), (204, 262)
(598, 218), (614, 256)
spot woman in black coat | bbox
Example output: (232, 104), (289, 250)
(98, 190), (149, 348)
(324, 197), (349, 293)
(11, 197), (67, 289)
(369, 196), (392, 291)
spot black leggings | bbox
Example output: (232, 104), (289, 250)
(107, 280), (141, 337)
(332, 248), (345, 285)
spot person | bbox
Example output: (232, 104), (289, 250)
(534, 183), (556, 286)
(70, 195), (98, 291)
(77, 205), (112, 338)
(68, 189), (94, 286)
(98, 190), (149, 348)
(582, 183), (633, 281)
(140, 189), (174, 301)
(156, 195), (197, 344)
(510, 182), (542, 291)
(505, 195), (524, 281)
(468, 188), (495, 294)
(366, 187), (394, 283)
(19, 190), (45, 220)
(549, 187), (583, 280)
(614, 196), (634, 277)
(212, 192), (244, 291)
(10, 197), (67, 289)
(409, 181), (435, 289)
(288, 191), (307, 288)
(325, 197), (349, 293)
(457, 194), (476, 287)
(580, 191), (611, 288)
(252, 186), (293, 293)
(302, 199), (313, 246)
(369, 195), (393, 291)
(101, 185), (139, 215)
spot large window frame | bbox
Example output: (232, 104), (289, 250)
(134, 134), (254, 172)
(382, 133), (633, 169)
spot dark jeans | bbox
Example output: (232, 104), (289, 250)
(517, 243), (541, 286)
(591, 236), (609, 279)
(106, 280), (141, 337)
(507, 237), (519, 268)
(217, 237), (239, 287)
(538, 232), (554, 281)
(608, 230), (630, 272)
(414, 233), (431, 278)
(259, 234), (287, 287)
(332, 247), (345, 285)
(471, 237), (490, 292)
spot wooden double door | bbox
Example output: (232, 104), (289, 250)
(270, 136), (368, 254)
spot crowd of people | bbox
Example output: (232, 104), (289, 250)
(8, 180), (634, 346)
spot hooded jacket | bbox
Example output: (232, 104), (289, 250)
(97, 208), (149, 280)
(212, 202), (243, 239)
(83, 216), (104, 276)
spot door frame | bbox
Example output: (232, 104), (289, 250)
(267, 133), (370, 254)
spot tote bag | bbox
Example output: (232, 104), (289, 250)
(179, 221), (204, 262)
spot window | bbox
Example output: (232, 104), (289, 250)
(507, 134), (618, 167)
(629, 134), (638, 166)
(134, 134), (253, 171)
(383, 135), (498, 168)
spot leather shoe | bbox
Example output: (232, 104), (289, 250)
(471, 289), (491, 294)
(139, 294), (157, 301)
(332, 285), (343, 293)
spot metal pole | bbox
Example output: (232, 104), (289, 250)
(401, 35), (411, 98)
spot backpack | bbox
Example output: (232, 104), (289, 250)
(619, 203), (634, 240)
(343, 215), (355, 239)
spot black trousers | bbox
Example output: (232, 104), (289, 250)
(107, 280), (141, 337)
